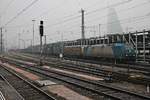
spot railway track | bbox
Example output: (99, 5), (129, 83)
(0, 91), (5, 100)
(7, 53), (150, 85)
(0, 74), (24, 100)
(63, 57), (150, 72)
(12, 52), (150, 74)
(1, 56), (150, 100)
(20, 52), (150, 71)
(0, 63), (56, 100)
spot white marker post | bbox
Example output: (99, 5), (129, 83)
(147, 84), (149, 93)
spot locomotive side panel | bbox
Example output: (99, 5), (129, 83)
(85, 45), (114, 58)
(64, 46), (83, 56)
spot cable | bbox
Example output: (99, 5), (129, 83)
(85, 1), (149, 24)
(4, 0), (149, 33)
(3, 0), (40, 27)
(5, 0), (79, 29)
(87, 15), (149, 27)
(34, 0), (67, 19)
(104, 15), (149, 26)
(49, 0), (131, 26)
(45, 15), (80, 28)
(84, 0), (106, 11)
(6, 1), (149, 29)
(44, 0), (137, 28)
(86, 15), (150, 34)
(85, 0), (132, 15)
(45, 1), (149, 29)
(46, 22), (80, 31)
(5, 11), (80, 29)
(56, 15), (150, 37)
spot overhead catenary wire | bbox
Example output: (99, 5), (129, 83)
(87, 15), (150, 29)
(87, 15), (150, 34)
(4, 0), (149, 48)
(6, 0), (79, 30)
(32, 1), (131, 29)
(5, 11), (80, 29)
(5, 0), (149, 29)
(3, 0), (40, 27)
(34, 0), (67, 19)
(45, 22), (80, 31)
(45, 15), (81, 28)
(85, 1), (149, 24)
(85, 0), (132, 16)
(3, 0), (79, 28)
(44, 0), (144, 29)
(35, 0), (79, 20)
(50, 15), (150, 38)
(3, 0), (149, 34)
(1, 1), (127, 28)
(47, 16), (150, 42)
(4, 1), (80, 29)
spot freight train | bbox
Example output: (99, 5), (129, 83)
(22, 38), (136, 62)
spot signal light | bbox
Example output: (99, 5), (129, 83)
(39, 25), (43, 36)
(39, 21), (44, 36)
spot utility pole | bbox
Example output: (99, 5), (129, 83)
(18, 33), (20, 49)
(135, 31), (138, 61)
(44, 35), (47, 57)
(32, 20), (35, 53)
(93, 25), (96, 37)
(19, 39), (25, 49)
(44, 35), (47, 53)
(0, 27), (3, 54)
(81, 9), (85, 39)
(44, 35), (46, 46)
(80, 9), (85, 49)
(29, 40), (32, 49)
(61, 32), (63, 57)
(143, 29), (146, 62)
(26, 39), (32, 47)
(99, 24), (101, 37)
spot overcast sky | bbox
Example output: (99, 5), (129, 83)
(0, 0), (150, 49)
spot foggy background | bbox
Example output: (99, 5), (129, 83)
(0, 0), (150, 50)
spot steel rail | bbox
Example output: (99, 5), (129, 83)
(0, 64), (57, 100)
(3, 57), (150, 100)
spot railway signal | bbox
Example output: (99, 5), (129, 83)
(39, 21), (44, 37)
(0, 27), (2, 54)
(39, 20), (44, 66)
